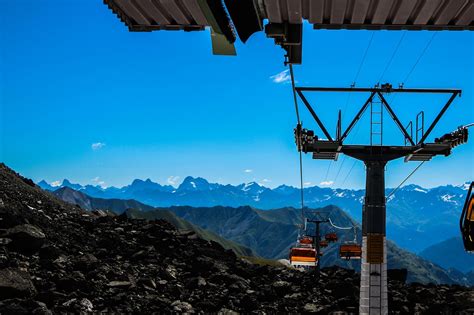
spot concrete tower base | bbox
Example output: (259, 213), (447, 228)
(359, 236), (388, 315)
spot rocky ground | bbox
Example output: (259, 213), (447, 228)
(0, 163), (473, 314)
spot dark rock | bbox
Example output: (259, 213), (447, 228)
(38, 245), (62, 261)
(0, 268), (37, 299)
(388, 268), (408, 284)
(107, 281), (132, 288)
(55, 272), (87, 292)
(0, 299), (51, 315)
(74, 253), (98, 270)
(171, 300), (193, 312)
(5, 224), (45, 254)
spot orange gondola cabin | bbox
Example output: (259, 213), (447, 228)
(289, 236), (317, 268)
(339, 243), (362, 260)
(325, 233), (338, 242)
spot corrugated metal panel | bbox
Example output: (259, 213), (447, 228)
(261, 0), (473, 30)
(104, 0), (207, 31)
(104, 0), (473, 37)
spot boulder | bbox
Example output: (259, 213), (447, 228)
(107, 281), (132, 288)
(303, 303), (319, 313)
(74, 253), (98, 270)
(171, 300), (193, 312)
(0, 299), (51, 315)
(5, 224), (45, 254)
(0, 268), (37, 299)
(388, 269), (408, 284)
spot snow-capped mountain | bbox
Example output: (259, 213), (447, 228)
(38, 177), (471, 252)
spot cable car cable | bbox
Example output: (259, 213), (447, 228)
(387, 123), (472, 201)
(353, 32), (376, 85)
(377, 32), (406, 84)
(403, 32), (437, 84)
(328, 218), (353, 230)
(289, 64), (301, 124)
(289, 64), (305, 226)
(387, 161), (425, 200)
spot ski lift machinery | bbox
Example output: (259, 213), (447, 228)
(102, 2), (474, 315)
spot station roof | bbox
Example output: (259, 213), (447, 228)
(104, 0), (473, 58)
(105, 0), (473, 32)
(262, 0), (473, 30)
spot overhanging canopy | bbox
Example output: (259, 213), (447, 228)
(104, 0), (473, 60)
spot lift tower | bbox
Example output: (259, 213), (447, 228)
(294, 84), (468, 315)
(304, 209), (330, 277)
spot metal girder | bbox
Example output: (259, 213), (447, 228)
(296, 87), (462, 94)
(418, 91), (461, 144)
(301, 142), (452, 162)
(296, 89), (333, 141)
(295, 86), (461, 147)
(339, 92), (376, 142)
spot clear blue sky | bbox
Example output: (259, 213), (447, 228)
(1, 0), (473, 189)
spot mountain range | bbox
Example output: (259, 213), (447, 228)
(52, 186), (473, 285)
(419, 237), (474, 274)
(40, 176), (470, 253)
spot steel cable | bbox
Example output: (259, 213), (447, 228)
(289, 64), (305, 226)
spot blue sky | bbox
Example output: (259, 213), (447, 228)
(1, 0), (473, 189)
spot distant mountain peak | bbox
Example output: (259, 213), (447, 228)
(240, 182), (262, 191)
(60, 179), (83, 191)
(401, 184), (428, 193)
(37, 180), (54, 191)
(178, 176), (212, 191)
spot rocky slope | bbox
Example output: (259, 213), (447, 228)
(53, 187), (254, 257)
(2, 163), (473, 313)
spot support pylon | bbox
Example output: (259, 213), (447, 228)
(359, 161), (388, 314)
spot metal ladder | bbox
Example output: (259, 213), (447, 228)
(370, 97), (383, 146)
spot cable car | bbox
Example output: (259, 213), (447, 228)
(299, 236), (313, 245)
(339, 243), (362, 260)
(339, 227), (362, 260)
(289, 236), (317, 268)
(320, 240), (329, 248)
(460, 182), (474, 252)
(289, 247), (317, 267)
(325, 233), (338, 242)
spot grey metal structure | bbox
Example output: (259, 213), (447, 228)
(294, 84), (468, 315)
(303, 209), (331, 277)
(103, 0), (474, 61)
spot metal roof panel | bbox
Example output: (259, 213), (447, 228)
(105, 0), (473, 34)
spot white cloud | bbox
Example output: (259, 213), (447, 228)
(259, 178), (272, 186)
(319, 181), (334, 187)
(51, 180), (61, 187)
(304, 182), (312, 187)
(91, 177), (106, 187)
(244, 169), (253, 173)
(270, 70), (291, 84)
(91, 142), (106, 151)
(167, 176), (180, 186)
